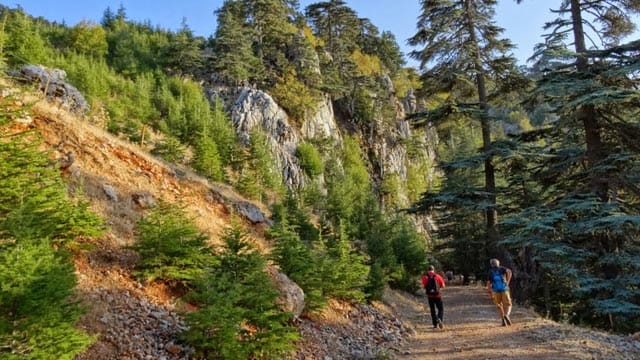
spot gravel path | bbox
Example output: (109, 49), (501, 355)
(386, 285), (640, 360)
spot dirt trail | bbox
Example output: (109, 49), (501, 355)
(385, 285), (640, 360)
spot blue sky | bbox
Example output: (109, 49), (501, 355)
(4, 0), (553, 67)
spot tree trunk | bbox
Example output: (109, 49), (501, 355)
(464, 0), (499, 243)
(570, 0), (608, 201)
(570, 0), (617, 326)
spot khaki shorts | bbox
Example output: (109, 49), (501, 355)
(492, 291), (512, 307)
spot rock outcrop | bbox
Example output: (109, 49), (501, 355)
(268, 267), (305, 319)
(231, 87), (305, 188)
(301, 93), (341, 141)
(11, 65), (89, 114)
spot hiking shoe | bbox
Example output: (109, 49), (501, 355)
(438, 319), (444, 329)
(504, 315), (512, 326)
(501, 318), (507, 326)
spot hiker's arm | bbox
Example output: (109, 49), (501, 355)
(505, 268), (512, 285)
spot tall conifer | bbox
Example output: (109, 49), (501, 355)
(502, 0), (640, 331)
(408, 0), (523, 253)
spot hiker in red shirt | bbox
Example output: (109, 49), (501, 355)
(421, 265), (446, 329)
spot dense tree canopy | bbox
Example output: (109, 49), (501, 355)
(498, 0), (640, 331)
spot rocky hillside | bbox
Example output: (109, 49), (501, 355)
(1, 79), (414, 359)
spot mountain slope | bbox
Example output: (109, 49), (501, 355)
(4, 80), (411, 359)
(7, 78), (638, 360)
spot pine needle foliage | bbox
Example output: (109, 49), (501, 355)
(130, 202), (214, 290)
(181, 225), (299, 360)
(0, 134), (103, 244)
(236, 128), (285, 202)
(320, 224), (369, 303)
(268, 209), (326, 311)
(408, 0), (528, 259)
(0, 99), (102, 358)
(500, 0), (640, 331)
(0, 241), (94, 360)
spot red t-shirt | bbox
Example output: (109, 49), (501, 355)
(421, 271), (446, 299)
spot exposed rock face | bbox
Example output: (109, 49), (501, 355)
(301, 94), (341, 141)
(235, 200), (269, 224)
(217, 75), (437, 231)
(402, 88), (418, 115)
(208, 187), (272, 225)
(366, 85), (438, 209)
(268, 267), (305, 319)
(224, 82), (344, 190)
(11, 65), (89, 114)
(230, 87), (304, 188)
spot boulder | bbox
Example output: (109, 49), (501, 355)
(268, 267), (305, 319)
(11, 65), (89, 114)
(235, 200), (269, 225)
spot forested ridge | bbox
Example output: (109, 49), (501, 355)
(0, 0), (639, 358)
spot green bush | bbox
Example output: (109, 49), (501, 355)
(0, 103), (102, 358)
(269, 68), (319, 122)
(130, 203), (213, 289)
(295, 142), (324, 178)
(182, 225), (299, 359)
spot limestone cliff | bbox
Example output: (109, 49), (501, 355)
(215, 79), (437, 212)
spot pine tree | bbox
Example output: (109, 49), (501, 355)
(236, 128), (284, 201)
(4, 7), (50, 65)
(210, 0), (264, 84)
(320, 224), (369, 303)
(268, 209), (325, 310)
(305, 0), (360, 96)
(501, 0), (640, 331)
(193, 131), (224, 181)
(130, 202), (213, 290)
(165, 19), (203, 76)
(181, 224), (299, 359)
(0, 104), (102, 358)
(209, 99), (238, 167)
(408, 0), (525, 252)
(245, 0), (299, 83)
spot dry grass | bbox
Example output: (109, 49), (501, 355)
(27, 93), (253, 247)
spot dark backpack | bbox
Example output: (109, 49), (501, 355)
(425, 274), (440, 295)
